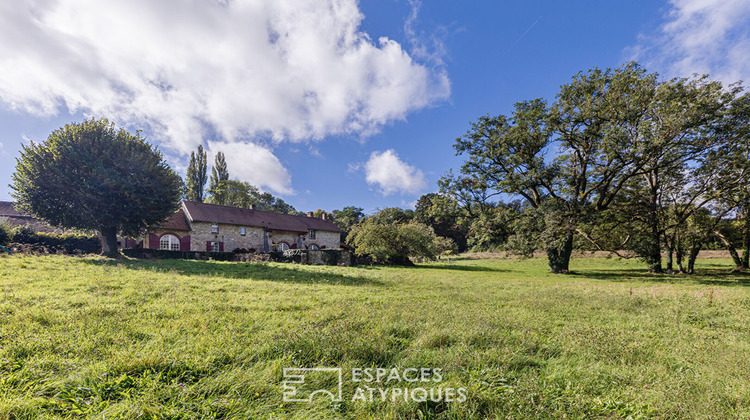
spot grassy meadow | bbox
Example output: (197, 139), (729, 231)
(0, 254), (749, 418)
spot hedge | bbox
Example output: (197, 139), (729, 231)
(122, 248), (235, 261)
(9, 226), (100, 254)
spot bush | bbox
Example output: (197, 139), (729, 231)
(283, 249), (307, 263)
(347, 220), (437, 265)
(0, 222), (10, 246)
(320, 249), (343, 265)
(9, 226), (100, 254)
(122, 248), (234, 261)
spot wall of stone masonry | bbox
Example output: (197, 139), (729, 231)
(147, 222), (341, 252)
(305, 230), (340, 250)
(189, 222), (265, 252)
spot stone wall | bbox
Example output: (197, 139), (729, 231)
(146, 221), (341, 253)
(189, 222), (264, 252)
(305, 230), (340, 250)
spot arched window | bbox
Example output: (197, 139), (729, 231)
(308, 244), (319, 250)
(278, 242), (290, 251)
(160, 234), (180, 251)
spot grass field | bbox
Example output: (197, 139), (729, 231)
(0, 254), (749, 419)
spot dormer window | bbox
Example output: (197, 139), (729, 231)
(211, 224), (219, 234)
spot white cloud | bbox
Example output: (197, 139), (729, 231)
(363, 149), (426, 196)
(207, 140), (292, 195)
(0, 0), (450, 194)
(630, 0), (750, 83)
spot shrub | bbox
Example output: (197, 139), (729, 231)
(9, 227), (100, 254)
(283, 249), (307, 263)
(0, 222), (10, 246)
(347, 220), (437, 265)
(122, 248), (234, 261)
(320, 249), (343, 266)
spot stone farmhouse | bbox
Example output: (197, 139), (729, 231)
(144, 200), (342, 253)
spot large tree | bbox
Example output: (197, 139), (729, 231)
(208, 151), (229, 204)
(11, 118), (183, 257)
(185, 145), (208, 202)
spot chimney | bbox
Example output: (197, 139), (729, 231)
(249, 204), (255, 210)
(321, 213), (327, 220)
(306, 212), (313, 217)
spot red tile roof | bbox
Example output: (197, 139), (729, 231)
(157, 207), (191, 231)
(181, 201), (341, 233)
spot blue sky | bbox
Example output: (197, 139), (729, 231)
(1, 0), (748, 214)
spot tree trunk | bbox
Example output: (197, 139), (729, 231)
(645, 175), (662, 273)
(547, 233), (573, 274)
(645, 230), (663, 273)
(675, 247), (685, 273)
(714, 230), (743, 271)
(686, 244), (702, 274)
(743, 215), (750, 270)
(100, 226), (122, 258)
(666, 248), (674, 272)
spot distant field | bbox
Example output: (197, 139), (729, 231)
(0, 254), (748, 419)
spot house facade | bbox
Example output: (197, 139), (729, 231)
(144, 201), (341, 252)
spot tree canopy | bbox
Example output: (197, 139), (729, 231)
(186, 145), (207, 202)
(443, 62), (746, 273)
(11, 118), (183, 257)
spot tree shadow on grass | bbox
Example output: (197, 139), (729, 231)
(412, 263), (510, 273)
(574, 268), (750, 287)
(80, 258), (384, 287)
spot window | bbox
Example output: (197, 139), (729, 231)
(308, 244), (319, 250)
(240, 227), (246, 236)
(278, 242), (290, 251)
(211, 224), (219, 234)
(160, 234), (180, 251)
(211, 241), (220, 252)
(309, 230), (316, 239)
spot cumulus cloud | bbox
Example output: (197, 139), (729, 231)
(0, 0), (450, 194)
(363, 149), (426, 196)
(207, 141), (292, 195)
(630, 0), (750, 83)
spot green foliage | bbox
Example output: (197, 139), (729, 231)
(0, 222), (10, 246)
(206, 178), (300, 215)
(186, 145), (208, 202)
(207, 151), (229, 204)
(320, 249), (344, 265)
(122, 248), (234, 260)
(11, 118), (183, 257)
(282, 248), (307, 263)
(347, 215), (437, 265)
(415, 193), (469, 251)
(332, 206), (364, 242)
(445, 62), (746, 273)
(8, 227), (101, 254)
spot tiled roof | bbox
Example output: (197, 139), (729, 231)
(0, 201), (68, 234)
(0, 201), (21, 217)
(181, 201), (341, 233)
(157, 207), (191, 231)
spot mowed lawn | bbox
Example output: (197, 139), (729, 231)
(0, 255), (749, 419)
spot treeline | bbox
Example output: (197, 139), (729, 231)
(183, 147), (298, 215)
(433, 62), (750, 274)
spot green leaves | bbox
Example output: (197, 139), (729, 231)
(11, 118), (183, 256)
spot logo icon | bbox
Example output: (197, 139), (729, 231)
(282, 368), (343, 402)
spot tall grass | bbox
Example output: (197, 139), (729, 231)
(0, 254), (748, 418)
